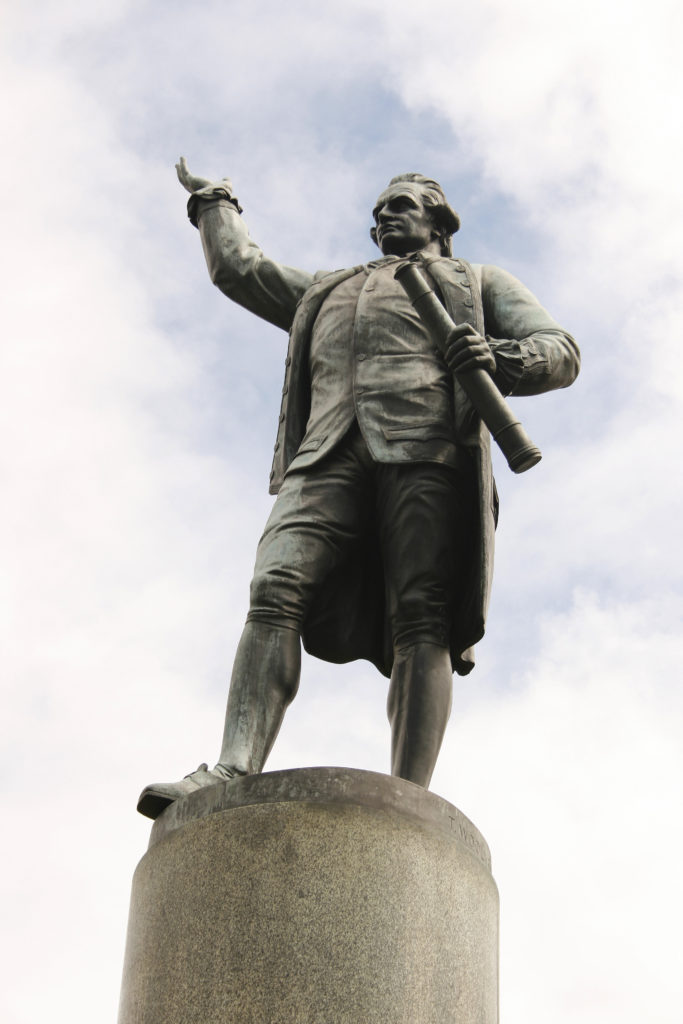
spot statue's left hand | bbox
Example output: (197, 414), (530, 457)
(443, 325), (496, 376)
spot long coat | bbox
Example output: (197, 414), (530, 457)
(195, 199), (580, 676)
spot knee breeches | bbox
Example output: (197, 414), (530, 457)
(247, 425), (474, 650)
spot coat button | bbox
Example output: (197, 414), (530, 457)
(357, 353), (367, 361)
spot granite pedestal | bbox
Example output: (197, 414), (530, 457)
(118, 767), (498, 1024)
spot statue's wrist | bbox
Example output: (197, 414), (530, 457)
(186, 183), (243, 228)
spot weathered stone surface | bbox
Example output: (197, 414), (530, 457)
(119, 767), (498, 1024)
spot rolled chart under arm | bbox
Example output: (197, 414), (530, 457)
(394, 261), (542, 474)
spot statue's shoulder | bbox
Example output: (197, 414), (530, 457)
(290, 265), (364, 323)
(311, 265), (364, 284)
(297, 265), (364, 300)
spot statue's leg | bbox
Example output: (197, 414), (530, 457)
(387, 642), (453, 787)
(137, 621), (301, 818)
(137, 426), (369, 818)
(216, 425), (371, 777)
(216, 620), (301, 776)
(378, 457), (474, 788)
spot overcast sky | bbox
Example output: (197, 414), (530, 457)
(2, 2), (682, 1021)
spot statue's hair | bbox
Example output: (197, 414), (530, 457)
(386, 173), (460, 256)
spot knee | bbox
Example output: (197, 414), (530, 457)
(248, 569), (306, 630)
(389, 557), (454, 648)
(391, 600), (450, 652)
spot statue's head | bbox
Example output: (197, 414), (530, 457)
(371, 173), (460, 257)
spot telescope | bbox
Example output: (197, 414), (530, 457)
(394, 261), (542, 474)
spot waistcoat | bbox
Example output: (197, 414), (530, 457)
(270, 255), (485, 491)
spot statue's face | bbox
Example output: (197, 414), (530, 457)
(372, 184), (437, 256)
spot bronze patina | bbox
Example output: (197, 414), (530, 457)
(137, 162), (579, 819)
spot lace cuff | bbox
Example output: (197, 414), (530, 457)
(487, 337), (525, 396)
(186, 181), (243, 227)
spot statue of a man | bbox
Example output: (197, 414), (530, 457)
(137, 161), (579, 818)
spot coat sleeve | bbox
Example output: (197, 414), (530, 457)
(194, 198), (315, 332)
(479, 264), (580, 397)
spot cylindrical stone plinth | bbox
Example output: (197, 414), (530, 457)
(119, 767), (498, 1024)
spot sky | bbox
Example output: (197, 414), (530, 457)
(1, 1), (682, 1021)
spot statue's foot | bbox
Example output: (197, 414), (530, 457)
(137, 763), (229, 820)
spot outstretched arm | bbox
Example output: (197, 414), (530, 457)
(177, 158), (314, 332)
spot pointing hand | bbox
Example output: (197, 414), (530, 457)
(175, 156), (215, 194)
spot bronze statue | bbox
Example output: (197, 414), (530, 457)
(137, 161), (579, 819)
